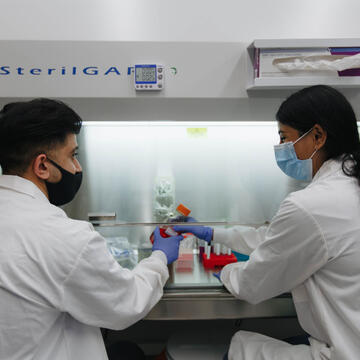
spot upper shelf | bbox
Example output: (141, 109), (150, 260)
(247, 38), (360, 91)
(251, 38), (360, 49)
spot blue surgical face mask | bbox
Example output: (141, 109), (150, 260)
(274, 127), (317, 181)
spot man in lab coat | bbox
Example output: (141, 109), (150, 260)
(174, 85), (360, 360)
(0, 98), (183, 360)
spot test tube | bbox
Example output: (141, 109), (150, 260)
(206, 244), (211, 259)
(227, 248), (232, 256)
(214, 243), (220, 256)
(198, 239), (205, 259)
(221, 245), (227, 255)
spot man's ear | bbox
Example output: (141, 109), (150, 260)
(313, 124), (327, 150)
(32, 154), (51, 180)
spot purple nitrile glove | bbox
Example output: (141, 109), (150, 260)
(172, 217), (213, 244)
(213, 271), (222, 281)
(182, 216), (197, 223)
(152, 227), (184, 265)
(170, 216), (197, 223)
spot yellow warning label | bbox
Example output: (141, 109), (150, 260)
(186, 128), (207, 138)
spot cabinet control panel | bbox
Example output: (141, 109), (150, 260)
(134, 64), (164, 91)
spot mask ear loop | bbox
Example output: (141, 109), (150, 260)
(46, 157), (61, 170)
(310, 148), (317, 159)
(308, 127), (319, 159)
(293, 126), (314, 145)
(294, 127), (318, 160)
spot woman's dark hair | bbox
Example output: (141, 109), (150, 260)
(0, 98), (82, 175)
(276, 85), (360, 185)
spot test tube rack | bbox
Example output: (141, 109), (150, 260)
(201, 243), (238, 269)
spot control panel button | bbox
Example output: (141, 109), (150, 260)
(158, 68), (163, 73)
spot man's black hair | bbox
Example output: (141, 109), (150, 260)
(0, 98), (82, 175)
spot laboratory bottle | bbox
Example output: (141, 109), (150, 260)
(150, 203), (191, 243)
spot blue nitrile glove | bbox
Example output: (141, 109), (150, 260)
(170, 216), (197, 223)
(172, 217), (213, 244)
(181, 216), (197, 223)
(152, 227), (184, 265)
(213, 271), (222, 281)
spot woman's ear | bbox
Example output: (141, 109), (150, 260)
(313, 124), (327, 150)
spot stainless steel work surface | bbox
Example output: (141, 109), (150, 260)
(166, 251), (223, 289)
(137, 248), (230, 290)
(88, 224), (297, 320)
(140, 249), (296, 320)
(146, 290), (295, 320)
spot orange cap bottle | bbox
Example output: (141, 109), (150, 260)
(176, 203), (191, 217)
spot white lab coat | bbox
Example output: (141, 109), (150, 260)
(0, 175), (169, 360)
(214, 159), (360, 360)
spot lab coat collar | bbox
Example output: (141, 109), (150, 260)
(312, 157), (343, 183)
(0, 175), (49, 203)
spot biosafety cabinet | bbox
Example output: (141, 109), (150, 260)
(3, 39), (360, 321)
(64, 120), (300, 320)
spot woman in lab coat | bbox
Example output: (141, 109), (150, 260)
(174, 85), (360, 360)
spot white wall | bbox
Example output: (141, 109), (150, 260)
(0, 0), (359, 42)
(0, 0), (360, 118)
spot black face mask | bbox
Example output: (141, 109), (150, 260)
(45, 158), (83, 206)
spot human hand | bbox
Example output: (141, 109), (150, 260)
(152, 227), (184, 264)
(172, 223), (213, 244)
(170, 216), (197, 223)
(182, 216), (197, 223)
(213, 271), (222, 281)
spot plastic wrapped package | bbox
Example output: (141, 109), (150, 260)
(273, 53), (360, 72)
(153, 176), (175, 222)
(258, 47), (360, 78)
(105, 236), (138, 269)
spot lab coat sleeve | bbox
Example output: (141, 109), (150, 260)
(220, 198), (329, 304)
(61, 231), (169, 330)
(213, 225), (268, 255)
